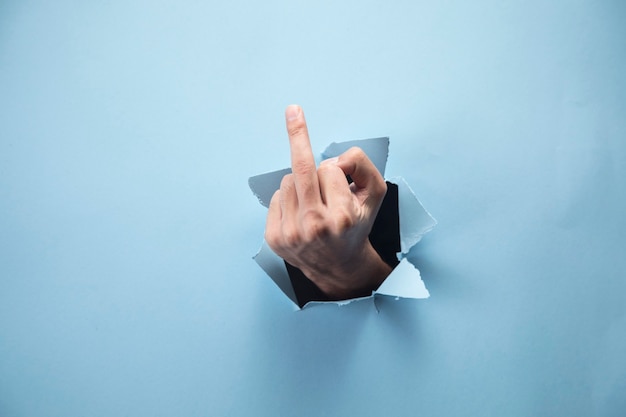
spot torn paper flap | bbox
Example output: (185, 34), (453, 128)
(392, 176), (437, 255)
(253, 241), (299, 305)
(303, 258), (430, 309)
(375, 258), (429, 299)
(322, 137), (389, 177)
(248, 167), (291, 208)
(253, 248), (429, 309)
(248, 137), (389, 207)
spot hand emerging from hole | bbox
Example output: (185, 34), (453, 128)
(265, 105), (392, 300)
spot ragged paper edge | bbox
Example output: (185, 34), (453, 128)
(253, 244), (429, 310)
(250, 138), (435, 310)
(253, 241), (299, 307)
(321, 137), (390, 177)
(392, 176), (438, 255)
(248, 167), (292, 208)
(375, 258), (429, 299)
(248, 137), (390, 208)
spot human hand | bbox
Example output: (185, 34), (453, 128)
(264, 105), (392, 300)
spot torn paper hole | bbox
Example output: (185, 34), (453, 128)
(249, 137), (436, 309)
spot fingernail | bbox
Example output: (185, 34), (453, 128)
(320, 157), (339, 165)
(285, 105), (300, 121)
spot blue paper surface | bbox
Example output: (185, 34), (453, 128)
(1, 1), (625, 416)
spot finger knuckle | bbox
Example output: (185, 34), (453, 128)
(316, 162), (332, 175)
(305, 222), (330, 241)
(292, 159), (315, 177)
(301, 210), (330, 240)
(264, 228), (279, 248)
(316, 163), (341, 179)
(287, 122), (307, 138)
(283, 228), (302, 247)
(374, 179), (388, 198)
(333, 209), (355, 231)
(347, 146), (366, 160)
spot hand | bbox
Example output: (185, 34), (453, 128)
(264, 105), (392, 300)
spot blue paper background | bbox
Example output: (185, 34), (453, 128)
(1, 1), (625, 416)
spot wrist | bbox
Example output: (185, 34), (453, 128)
(303, 242), (392, 300)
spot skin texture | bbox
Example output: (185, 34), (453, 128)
(265, 105), (392, 300)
